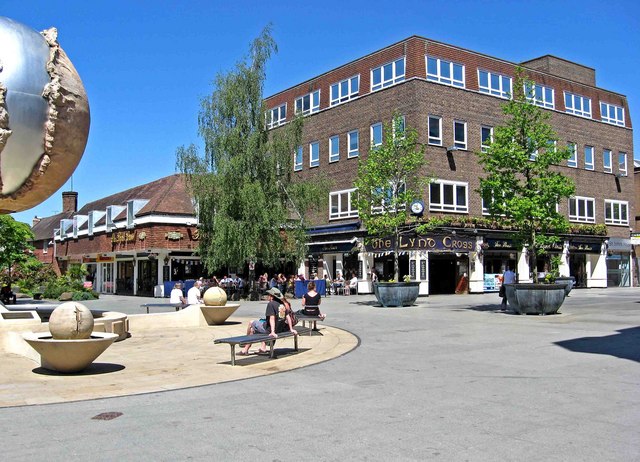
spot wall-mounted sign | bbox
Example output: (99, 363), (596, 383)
(111, 231), (136, 243)
(166, 231), (183, 241)
(364, 234), (475, 252)
(420, 260), (426, 280)
(569, 241), (602, 254)
(96, 255), (114, 262)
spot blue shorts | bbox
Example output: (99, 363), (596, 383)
(251, 319), (268, 334)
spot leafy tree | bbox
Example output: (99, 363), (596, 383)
(177, 25), (327, 273)
(354, 114), (429, 282)
(0, 215), (34, 285)
(478, 69), (575, 283)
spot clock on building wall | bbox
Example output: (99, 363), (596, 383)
(410, 200), (424, 216)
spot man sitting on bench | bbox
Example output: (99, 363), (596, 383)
(239, 287), (296, 356)
(1, 285), (16, 305)
(169, 282), (186, 306)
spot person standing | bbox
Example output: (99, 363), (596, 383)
(501, 267), (516, 307)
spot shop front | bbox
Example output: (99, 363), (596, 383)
(482, 238), (518, 292)
(606, 238), (632, 287)
(568, 240), (606, 288)
(364, 233), (475, 296)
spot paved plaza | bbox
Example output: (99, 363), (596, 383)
(1, 287), (639, 460)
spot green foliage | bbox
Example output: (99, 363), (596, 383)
(72, 291), (96, 301)
(177, 25), (328, 272)
(544, 255), (562, 283)
(0, 215), (34, 285)
(354, 114), (429, 281)
(477, 69), (575, 282)
(12, 257), (57, 293)
(41, 264), (93, 300)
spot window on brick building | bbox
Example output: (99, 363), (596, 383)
(371, 123), (383, 148)
(453, 120), (467, 150)
(371, 182), (406, 214)
(330, 189), (358, 219)
(294, 146), (303, 171)
(600, 102), (625, 126)
(371, 57), (405, 91)
(564, 92), (591, 118)
(478, 70), (512, 98)
(295, 90), (320, 115)
(619, 152), (628, 176)
(481, 126), (493, 153)
(602, 149), (611, 173)
(426, 56), (464, 87)
(429, 180), (468, 213)
(330, 75), (359, 106)
(393, 115), (406, 139)
(428, 116), (442, 145)
(524, 82), (554, 109)
(604, 200), (629, 226)
(329, 136), (340, 163)
(567, 143), (577, 168)
(42, 240), (48, 254)
(310, 141), (320, 168)
(569, 196), (595, 223)
(348, 130), (359, 158)
(267, 103), (287, 129)
(584, 146), (594, 170)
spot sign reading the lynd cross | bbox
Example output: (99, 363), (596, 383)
(365, 234), (475, 252)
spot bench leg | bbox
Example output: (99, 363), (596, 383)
(269, 340), (275, 359)
(294, 334), (299, 351)
(146, 307), (150, 314)
(230, 344), (236, 366)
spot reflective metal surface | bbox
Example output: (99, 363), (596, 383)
(0, 16), (50, 195)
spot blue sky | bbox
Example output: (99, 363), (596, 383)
(5, 0), (639, 224)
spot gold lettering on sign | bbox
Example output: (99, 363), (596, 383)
(111, 231), (136, 243)
(166, 231), (183, 241)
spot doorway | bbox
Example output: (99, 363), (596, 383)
(429, 254), (457, 294)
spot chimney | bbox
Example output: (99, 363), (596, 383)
(62, 191), (78, 213)
(32, 216), (41, 227)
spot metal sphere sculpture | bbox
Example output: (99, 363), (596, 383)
(0, 16), (90, 213)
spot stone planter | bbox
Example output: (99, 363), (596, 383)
(503, 283), (566, 315)
(554, 277), (575, 296)
(373, 282), (420, 307)
(200, 304), (240, 325)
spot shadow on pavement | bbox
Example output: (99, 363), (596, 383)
(555, 326), (640, 363)
(32, 363), (126, 376)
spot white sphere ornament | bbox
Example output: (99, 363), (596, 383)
(0, 16), (90, 213)
(203, 287), (227, 306)
(49, 301), (94, 339)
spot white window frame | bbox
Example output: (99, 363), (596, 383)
(604, 200), (629, 226)
(295, 90), (320, 115)
(481, 126), (493, 153)
(348, 130), (359, 158)
(428, 115), (442, 146)
(567, 142), (577, 168)
(426, 56), (465, 87)
(453, 120), (467, 150)
(600, 102), (625, 126)
(481, 190), (506, 216)
(568, 196), (595, 223)
(370, 123), (383, 148)
(525, 82), (555, 109)
(618, 152), (628, 176)
(329, 189), (358, 220)
(371, 57), (405, 91)
(330, 75), (359, 106)
(582, 145), (594, 171)
(294, 146), (303, 171)
(371, 182), (406, 214)
(478, 70), (512, 99)
(603, 149), (612, 173)
(393, 115), (406, 139)
(329, 135), (340, 163)
(42, 239), (48, 254)
(309, 141), (320, 168)
(564, 92), (592, 118)
(267, 103), (287, 129)
(429, 180), (469, 213)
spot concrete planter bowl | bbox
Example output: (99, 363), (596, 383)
(554, 276), (575, 296)
(373, 282), (420, 307)
(504, 283), (567, 315)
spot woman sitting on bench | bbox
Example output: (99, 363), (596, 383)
(299, 281), (325, 319)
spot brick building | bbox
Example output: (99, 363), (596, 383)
(31, 174), (201, 296)
(265, 35), (634, 294)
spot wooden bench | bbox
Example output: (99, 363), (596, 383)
(140, 303), (188, 314)
(214, 328), (309, 366)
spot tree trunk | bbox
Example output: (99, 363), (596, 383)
(393, 232), (400, 282)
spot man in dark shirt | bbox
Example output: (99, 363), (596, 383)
(239, 287), (283, 355)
